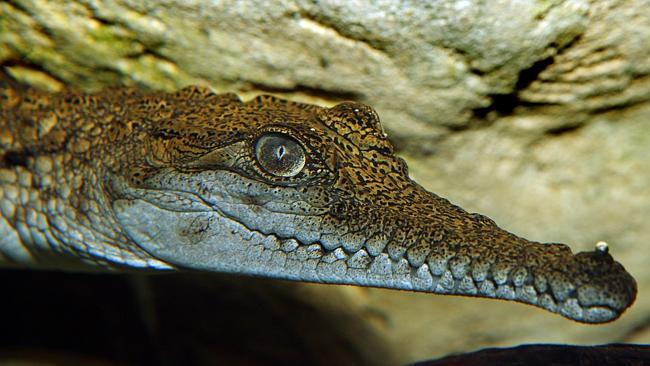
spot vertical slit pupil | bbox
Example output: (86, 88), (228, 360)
(255, 133), (306, 177)
(276, 145), (286, 160)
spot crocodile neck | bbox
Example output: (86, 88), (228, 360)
(0, 85), (170, 269)
(0, 80), (637, 323)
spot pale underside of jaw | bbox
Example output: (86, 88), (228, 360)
(112, 176), (624, 324)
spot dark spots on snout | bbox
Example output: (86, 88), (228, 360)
(179, 215), (212, 242)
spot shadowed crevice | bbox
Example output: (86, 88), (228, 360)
(472, 56), (556, 119)
(544, 122), (585, 136)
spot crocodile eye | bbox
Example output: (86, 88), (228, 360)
(255, 133), (306, 177)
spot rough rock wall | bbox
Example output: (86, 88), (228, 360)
(1, 0), (649, 364)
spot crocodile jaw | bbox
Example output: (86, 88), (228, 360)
(113, 170), (637, 324)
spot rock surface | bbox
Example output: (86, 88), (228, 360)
(1, 0), (649, 364)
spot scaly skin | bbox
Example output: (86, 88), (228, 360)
(0, 79), (637, 323)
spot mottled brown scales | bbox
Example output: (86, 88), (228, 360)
(0, 79), (637, 323)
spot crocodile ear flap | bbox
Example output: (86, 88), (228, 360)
(320, 102), (394, 154)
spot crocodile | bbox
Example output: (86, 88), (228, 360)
(0, 73), (637, 323)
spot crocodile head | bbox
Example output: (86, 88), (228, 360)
(112, 86), (636, 323)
